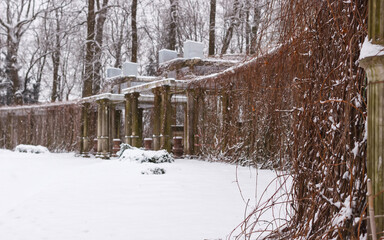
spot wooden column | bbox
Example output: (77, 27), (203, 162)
(368, 0), (384, 45)
(81, 102), (90, 157)
(183, 102), (188, 153)
(186, 89), (198, 155)
(152, 88), (162, 150)
(124, 93), (132, 145)
(160, 85), (172, 152)
(96, 100), (102, 157)
(131, 92), (141, 147)
(109, 103), (116, 152)
(361, 56), (384, 237)
(100, 99), (110, 159)
(115, 109), (121, 140)
(138, 107), (143, 147)
(360, 1), (384, 237)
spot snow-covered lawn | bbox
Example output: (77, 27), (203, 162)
(0, 149), (290, 240)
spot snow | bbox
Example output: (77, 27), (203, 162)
(183, 40), (204, 59)
(122, 62), (138, 77)
(14, 144), (49, 154)
(106, 67), (122, 78)
(359, 37), (384, 60)
(331, 196), (353, 227)
(159, 49), (178, 64)
(352, 141), (359, 158)
(0, 100), (79, 111)
(0, 149), (290, 240)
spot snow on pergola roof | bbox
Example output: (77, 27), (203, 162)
(81, 93), (125, 103)
(80, 81), (188, 105)
(122, 78), (189, 94)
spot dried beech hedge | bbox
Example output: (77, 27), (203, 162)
(191, 0), (368, 238)
(0, 102), (97, 152)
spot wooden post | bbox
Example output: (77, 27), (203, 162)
(100, 99), (110, 159)
(124, 93), (132, 145)
(368, 0), (384, 45)
(160, 85), (171, 152)
(109, 103), (116, 154)
(152, 88), (162, 150)
(131, 92), (141, 147)
(138, 107), (143, 148)
(115, 109), (121, 140)
(183, 102), (188, 153)
(186, 89), (198, 155)
(96, 100), (102, 157)
(368, 179), (378, 240)
(360, 1), (384, 236)
(81, 102), (90, 157)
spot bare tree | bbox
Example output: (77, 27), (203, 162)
(250, 0), (261, 54)
(83, 0), (96, 98)
(23, 27), (49, 103)
(105, 1), (130, 68)
(93, 0), (109, 94)
(208, 0), (216, 56)
(36, 0), (85, 102)
(177, 0), (207, 43)
(0, 0), (45, 104)
(131, 0), (138, 62)
(221, 0), (240, 54)
(168, 0), (177, 50)
(51, 6), (62, 102)
(245, 0), (251, 54)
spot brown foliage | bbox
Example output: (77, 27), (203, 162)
(190, 0), (368, 238)
(0, 102), (97, 152)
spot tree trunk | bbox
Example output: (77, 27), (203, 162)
(113, 20), (125, 68)
(208, 0), (216, 56)
(168, 0), (177, 50)
(33, 55), (46, 102)
(83, 0), (96, 98)
(131, 0), (138, 62)
(51, 8), (61, 102)
(6, 30), (21, 105)
(93, 0), (109, 95)
(245, 1), (251, 54)
(250, 0), (261, 54)
(220, 0), (239, 55)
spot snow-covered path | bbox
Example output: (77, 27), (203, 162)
(0, 149), (288, 240)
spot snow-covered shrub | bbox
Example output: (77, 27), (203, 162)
(119, 144), (174, 163)
(14, 144), (49, 154)
(117, 143), (134, 157)
(141, 167), (166, 175)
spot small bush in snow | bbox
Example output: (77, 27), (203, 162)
(141, 167), (166, 175)
(119, 144), (174, 163)
(14, 144), (49, 154)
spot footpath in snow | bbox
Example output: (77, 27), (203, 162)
(0, 149), (290, 240)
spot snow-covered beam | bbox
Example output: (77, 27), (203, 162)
(81, 93), (125, 103)
(122, 79), (189, 94)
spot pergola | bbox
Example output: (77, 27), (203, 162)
(80, 78), (200, 159)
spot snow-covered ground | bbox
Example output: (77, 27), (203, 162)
(0, 149), (290, 240)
